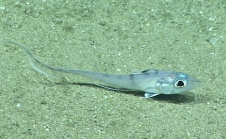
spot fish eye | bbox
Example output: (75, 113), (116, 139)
(174, 79), (187, 87)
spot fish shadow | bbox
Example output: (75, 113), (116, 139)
(54, 82), (195, 103)
(152, 93), (195, 103)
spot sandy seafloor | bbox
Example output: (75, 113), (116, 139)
(0, 0), (225, 138)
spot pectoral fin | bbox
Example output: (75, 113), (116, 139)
(143, 87), (160, 98)
(144, 93), (159, 98)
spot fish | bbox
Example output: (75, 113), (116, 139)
(3, 40), (201, 98)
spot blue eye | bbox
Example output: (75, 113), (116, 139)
(174, 79), (187, 87)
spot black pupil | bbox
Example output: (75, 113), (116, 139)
(177, 80), (184, 87)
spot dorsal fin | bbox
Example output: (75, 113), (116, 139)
(131, 69), (157, 75)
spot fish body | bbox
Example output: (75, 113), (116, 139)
(3, 40), (201, 98)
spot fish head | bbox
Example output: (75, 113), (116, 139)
(158, 72), (201, 95)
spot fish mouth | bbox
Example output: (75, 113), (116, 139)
(190, 78), (202, 88)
